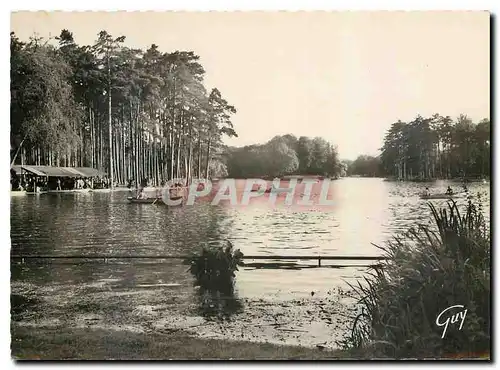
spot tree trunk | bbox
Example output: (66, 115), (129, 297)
(176, 130), (182, 180)
(205, 137), (211, 179)
(170, 126), (175, 180)
(197, 136), (202, 178)
(108, 61), (114, 188)
(187, 128), (193, 185)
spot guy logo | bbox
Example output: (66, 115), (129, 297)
(436, 305), (468, 339)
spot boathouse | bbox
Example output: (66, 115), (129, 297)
(10, 165), (108, 191)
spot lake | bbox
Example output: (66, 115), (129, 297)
(10, 178), (490, 348)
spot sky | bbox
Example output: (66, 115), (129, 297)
(10, 11), (490, 160)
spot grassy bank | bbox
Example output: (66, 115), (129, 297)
(11, 325), (353, 360)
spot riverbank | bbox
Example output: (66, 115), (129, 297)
(11, 325), (351, 360)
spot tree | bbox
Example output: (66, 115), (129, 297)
(10, 30), (238, 187)
(263, 137), (299, 177)
(347, 155), (382, 177)
(226, 134), (340, 178)
(92, 31), (126, 187)
(11, 32), (82, 166)
(379, 114), (490, 180)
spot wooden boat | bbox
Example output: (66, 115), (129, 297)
(89, 188), (112, 193)
(127, 196), (183, 205)
(249, 186), (294, 194)
(46, 189), (92, 194)
(111, 187), (134, 192)
(127, 197), (163, 204)
(419, 193), (457, 200)
(250, 186), (265, 192)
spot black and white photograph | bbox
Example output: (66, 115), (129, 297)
(9, 9), (491, 360)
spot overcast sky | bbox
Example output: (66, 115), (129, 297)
(11, 11), (490, 160)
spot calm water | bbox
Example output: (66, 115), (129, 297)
(10, 178), (490, 348)
(11, 178), (490, 258)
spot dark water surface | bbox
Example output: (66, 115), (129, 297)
(10, 178), (490, 349)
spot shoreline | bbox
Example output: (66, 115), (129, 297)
(10, 274), (358, 353)
(12, 324), (489, 360)
(11, 324), (352, 360)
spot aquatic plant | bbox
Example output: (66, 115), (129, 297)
(340, 199), (490, 358)
(184, 241), (244, 294)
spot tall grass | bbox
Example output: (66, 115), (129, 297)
(341, 199), (490, 358)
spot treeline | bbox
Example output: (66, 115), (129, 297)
(224, 134), (341, 178)
(380, 114), (490, 180)
(343, 156), (382, 177)
(10, 30), (237, 187)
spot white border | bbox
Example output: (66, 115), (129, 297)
(4, 0), (500, 11)
(3, 2), (497, 369)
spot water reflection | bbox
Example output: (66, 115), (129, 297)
(196, 287), (244, 321)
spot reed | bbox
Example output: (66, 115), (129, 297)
(340, 198), (490, 358)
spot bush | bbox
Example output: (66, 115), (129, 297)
(184, 241), (244, 294)
(341, 199), (490, 358)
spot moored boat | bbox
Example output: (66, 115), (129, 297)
(127, 195), (184, 205)
(89, 188), (112, 193)
(47, 189), (92, 194)
(249, 183), (295, 193)
(127, 197), (164, 204)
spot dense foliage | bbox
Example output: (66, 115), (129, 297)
(380, 114), (490, 180)
(345, 155), (383, 177)
(185, 241), (244, 293)
(11, 30), (237, 186)
(341, 199), (490, 358)
(225, 134), (341, 178)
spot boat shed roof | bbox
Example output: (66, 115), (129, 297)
(11, 165), (23, 174)
(74, 167), (107, 177)
(20, 165), (49, 177)
(13, 166), (105, 178)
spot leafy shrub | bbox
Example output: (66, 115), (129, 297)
(341, 199), (490, 358)
(184, 241), (244, 294)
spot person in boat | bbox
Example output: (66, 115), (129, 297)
(137, 188), (147, 200)
(445, 186), (454, 196)
(423, 187), (431, 197)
